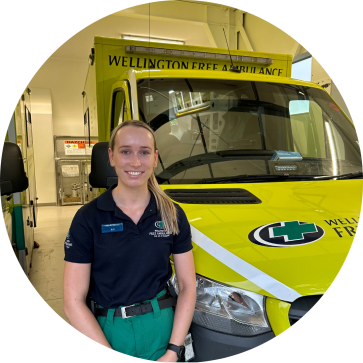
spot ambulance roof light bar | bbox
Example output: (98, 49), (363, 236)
(122, 35), (184, 45)
(125, 45), (273, 65)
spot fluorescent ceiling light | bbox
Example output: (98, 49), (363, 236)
(122, 35), (184, 45)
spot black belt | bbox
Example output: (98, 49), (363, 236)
(95, 293), (177, 319)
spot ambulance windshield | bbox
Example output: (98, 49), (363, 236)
(136, 78), (361, 184)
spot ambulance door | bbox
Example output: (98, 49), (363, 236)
(110, 81), (132, 135)
(25, 105), (38, 227)
(21, 90), (37, 274)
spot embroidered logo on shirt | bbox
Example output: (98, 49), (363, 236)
(150, 221), (170, 238)
(155, 221), (163, 229)
(64, 231), (72, 249)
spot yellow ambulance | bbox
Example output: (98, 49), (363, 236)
(83, 37), (362, 360)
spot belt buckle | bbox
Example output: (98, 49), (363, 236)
(120, 304), (136, 319)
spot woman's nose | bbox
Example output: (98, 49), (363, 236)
(130, 153), (141, 167)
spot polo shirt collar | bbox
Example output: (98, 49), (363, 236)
(97, 184), (117, 212)
(97, 184), (158, 219)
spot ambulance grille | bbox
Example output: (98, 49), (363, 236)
(288, 295), (322, 326)
(164, 188), (261, 204)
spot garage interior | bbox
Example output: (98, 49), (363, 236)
(8, 0), (354, 344)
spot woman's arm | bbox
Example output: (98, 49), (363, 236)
(157, 251), (196, 362)
(63, 261), (112, 349)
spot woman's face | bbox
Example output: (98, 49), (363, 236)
(108, 126), (158, 190)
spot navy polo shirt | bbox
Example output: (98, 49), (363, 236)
(64, 185), (192, 309)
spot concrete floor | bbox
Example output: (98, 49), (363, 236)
(29, 205), (82, 322)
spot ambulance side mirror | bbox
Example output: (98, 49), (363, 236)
(0, 141), (28, 196)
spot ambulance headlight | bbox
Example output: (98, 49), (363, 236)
(171, 274), (271, 336)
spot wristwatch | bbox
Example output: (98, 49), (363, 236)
(167, 343), (185, 359)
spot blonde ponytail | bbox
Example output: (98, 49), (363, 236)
(109, 120), (179, 235)
(148, 173), (179, 235)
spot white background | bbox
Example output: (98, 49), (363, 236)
(0, 0), (362, 362)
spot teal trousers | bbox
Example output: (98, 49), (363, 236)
(97, 289), (174, 361)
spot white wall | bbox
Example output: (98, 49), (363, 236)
(29, 58), (88, 136)
(31, 88), (57, 204)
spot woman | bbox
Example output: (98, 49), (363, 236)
(63, 120), (196, 361)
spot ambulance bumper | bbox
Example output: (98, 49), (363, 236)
(189, 323), (275, 361)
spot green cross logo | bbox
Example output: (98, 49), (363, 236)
(270, 221), (317, 242)
(155, 221), (164, 229)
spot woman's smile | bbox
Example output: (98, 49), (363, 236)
(126, 171), (144, 177)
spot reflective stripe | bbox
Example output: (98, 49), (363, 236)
(191, 225), (302, 302)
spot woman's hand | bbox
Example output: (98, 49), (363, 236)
(156, 350), (178, 362)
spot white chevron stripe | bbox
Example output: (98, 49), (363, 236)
(191, 225), (302, 302)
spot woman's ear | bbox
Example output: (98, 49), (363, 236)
(108, 148), (115, 167)
(154, 149), (159, 168)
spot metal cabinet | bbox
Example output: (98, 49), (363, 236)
(54, 136), (99, 206)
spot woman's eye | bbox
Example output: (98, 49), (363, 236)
(121, 150), (130, 154)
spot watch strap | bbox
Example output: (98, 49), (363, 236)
(167, 343), (185, 358)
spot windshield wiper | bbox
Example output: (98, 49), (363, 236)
(197, 174), (316, 184)
(313, 171), (363, 180)
(155, 151), (277, 183)
(216, 149), (275, 157)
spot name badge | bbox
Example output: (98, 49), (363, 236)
(102, 223), (123, 233)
